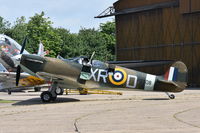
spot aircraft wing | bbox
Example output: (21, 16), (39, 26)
(0, 72), (28, 92)
(107, 60), (174, 69)
(36, 72), (64, 81)
(0, 72), (29, 78)
(0, 85), (34, 92)
(0, 72), (45, 92)
(36, 72), (84, 89)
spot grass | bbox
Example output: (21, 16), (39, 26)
(0, 100), (15, 103)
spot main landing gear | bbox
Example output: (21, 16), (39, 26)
(41, 91), (56, 102)
(40, 82), (63, 102)
(34, 87), (41, 92)
(165, 92), (175, 99)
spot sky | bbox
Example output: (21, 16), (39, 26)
(0, 0), (117, 33)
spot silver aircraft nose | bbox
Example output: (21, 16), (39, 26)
(11, 54), (22, 67)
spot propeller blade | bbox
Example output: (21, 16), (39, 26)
(89, 51), (95, 64)
(16, 65), (21, 86)
(20, 36), (27, 54)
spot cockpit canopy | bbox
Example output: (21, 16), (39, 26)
(61, 56), (108, 69)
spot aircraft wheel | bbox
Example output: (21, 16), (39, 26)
(41, 91), (52, 102)
(55, 87), (64, 95)
(169, 94), (175, 99)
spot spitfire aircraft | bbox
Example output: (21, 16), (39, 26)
(0, 34), (48, 71)
(0, 34), (29, 71)
(0, 35), (47, 93)
(0, 65), (45, 94)
(11, 41), (188, 102)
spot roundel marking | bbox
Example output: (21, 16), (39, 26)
(109, 68), (127, 86)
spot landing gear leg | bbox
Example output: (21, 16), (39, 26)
(165, 92), (175, 99)
(8, 89), (11, 95)
(34, 87), (41, 92)
(40, 82), (58, 102)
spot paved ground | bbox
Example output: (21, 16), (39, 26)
(0, 89), (200, 133)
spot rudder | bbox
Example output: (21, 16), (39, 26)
(163, 61), (188, 89)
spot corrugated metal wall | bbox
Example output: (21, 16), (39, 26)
(114, 0), (200, 86)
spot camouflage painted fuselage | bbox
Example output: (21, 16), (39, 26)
(20, 54), (188, 93)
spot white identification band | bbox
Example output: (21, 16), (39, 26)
(144, 74), (156, 91)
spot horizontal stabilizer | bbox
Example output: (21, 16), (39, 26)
(156, 79), (186, 92)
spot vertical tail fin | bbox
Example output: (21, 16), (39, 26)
(37, 42), (44, 57)
(37, 42), (49, 57)
(164, 66), (179, 82)
(164, 61), (187, 83)
(159, 61), (188, 92)
(155, 61), (187, 92)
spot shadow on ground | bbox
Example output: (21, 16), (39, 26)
(12, 97), (80, 106)
(186, 88), (200, 90)
(143, 98), (169, 100)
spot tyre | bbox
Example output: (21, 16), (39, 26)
(41, 91), (52, 102)
(169, 94), (175, 99)
(55, 87), (64, 95)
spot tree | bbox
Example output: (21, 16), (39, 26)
(100, 21), (116, 35)
(0, 16), (11, 34)
(99, 21), (116, 59)
(55, 23), (116, 61)
(7, 16), (27, 45)
(77, 28), (114, 61)
(0, 13), (116, 61)
(54, 27), (81, 58)
(26, 12), (62, 57)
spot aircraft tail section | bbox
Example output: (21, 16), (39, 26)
(37, 42), (48, 57)
(164, 61), (187, 83)
(156, 61), (188, 92)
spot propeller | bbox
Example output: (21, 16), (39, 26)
(20, 36), (27, 54)
(16, 66), (21, 86)
(89, 51), (95, 64)
(16, 36), (27, 86)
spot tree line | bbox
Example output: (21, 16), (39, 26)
(0, 12), (116, 61)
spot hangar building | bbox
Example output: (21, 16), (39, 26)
(97, 0), (200, 86)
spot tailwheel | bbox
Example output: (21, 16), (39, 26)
(165, 92), (175, 99)
(8, 89), (11, 95)
(169, 94), (175, 99)
(41, 91), (52, 102)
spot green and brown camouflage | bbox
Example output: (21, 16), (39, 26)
(7, 35), (187, 102)
(20, 54), (187, 94)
